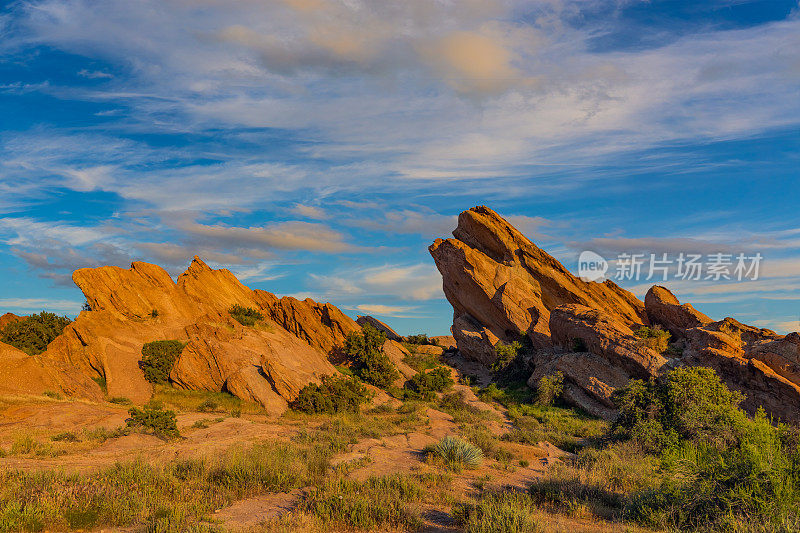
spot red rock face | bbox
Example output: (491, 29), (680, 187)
(17, 256), (358, 414)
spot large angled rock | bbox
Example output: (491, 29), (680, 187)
(430, 206), (647, 361)
(644, 285), (712, 337)
(35, 256), (354, 414)
(356, 315), (402, 341)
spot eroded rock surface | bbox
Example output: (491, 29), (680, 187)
(429, 206), (647, 361)
(14, 257), (356, 414)
(432, 207), (800, 423)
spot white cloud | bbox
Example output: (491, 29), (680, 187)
(310, 263), (442, 301)
(0, 298), (82, 313)
(352, 304), (422, 318)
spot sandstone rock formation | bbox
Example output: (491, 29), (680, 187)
(0, 340), (102, 399)
(356, 315), (402, 341)
(644, 285), (712, 337)
(16, 256), (358, 414)
(0, 312), (21, 331)
(433, 206), (800, 423)
(429, 206), (647, 362)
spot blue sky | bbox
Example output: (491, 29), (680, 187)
(0, 0), (799, 336)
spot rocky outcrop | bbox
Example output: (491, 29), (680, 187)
(31, 256), (356, 414)
(432, 207), (800, 424)
(550, 305), (667, 379)
(356, 315), (402, 341)
(0, 341), (102, 399)
(0, 313), (22, 331)
(644, 285), (712, 337)
(429, 206), (647, 361)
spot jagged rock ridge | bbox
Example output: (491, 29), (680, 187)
(1, 257), (360, 415)
(431, 206), (800, 423)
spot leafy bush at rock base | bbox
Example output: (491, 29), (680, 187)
(291, 375), (373, 414)
(634, 325), (671, 354)
(404, 366), (454, 399)
(535, 371), (564, 406)
(344, 324), (399, 388)
(139, 340), (185, 384)
(0, 311), (72, 355)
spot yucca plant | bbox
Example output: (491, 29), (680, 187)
(428, 436), (484, 469)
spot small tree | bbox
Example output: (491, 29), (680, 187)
(0, 311), (72, 355)
(345, 325), (399, 388)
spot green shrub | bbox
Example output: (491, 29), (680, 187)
(42, 390), (62, 400)
(108, 397), (131, 405)
(291, 375), (373, 414)
(613, 366), (800, 530)
(406, 334), (438, 346)
(535, 371), (564, 406)
(626, 409), (800, 530)
(426, 435), (483, 470)
(634, 325), (671, 354)
(344, 325), (398, 388)
(491, 341), (522, 372)
(228, 304), (263, 327)
(197, 399), (218, 413)
(51, 431), (79, 442)
(404, 366), (454, 398)
(139, 340), (185, 384)
(453, 491), (541, 533)
(126, 401), (180, 439)
(613, 366), (745, 450)
(0, 311), (71, 355)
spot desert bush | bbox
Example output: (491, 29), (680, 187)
(626, 409), (800, 530)
(207, 443), (305, 497)
(610, 366), (800, 530)
(504, 403), (607, 453)
(0, 311), (71, 355)
(196, 399), (218, 413)
(291, 375), (372, 414)
(535, 371), (564, 406)
(453, 491), (541, 533)
(491, 341), (522, 373)
(426, 435), (484, 470)
(51, 431), (79, 442)
(126, 401), (180, 439)
(139, 340), (185, 384)
(228, 304), (263, 327)
(613, 366), (746, 450)
(405, 334), (439, 346)
(404, 366), (454, 398)
(344, 325), (398, 388)
(634, 325), (671, 354)
(42, 390), (62, 400)
(108, 397), (131, 405)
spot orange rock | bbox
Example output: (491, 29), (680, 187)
(356, 315), (402, 341)
(644, 285), (712, 337)
(0, 312), (22, 331)
(29, 256), (354, 413)
(430, 206), (647, 361)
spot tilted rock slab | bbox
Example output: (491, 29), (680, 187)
(429, 206), (647, 362)
(34, 257), (356, 414)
